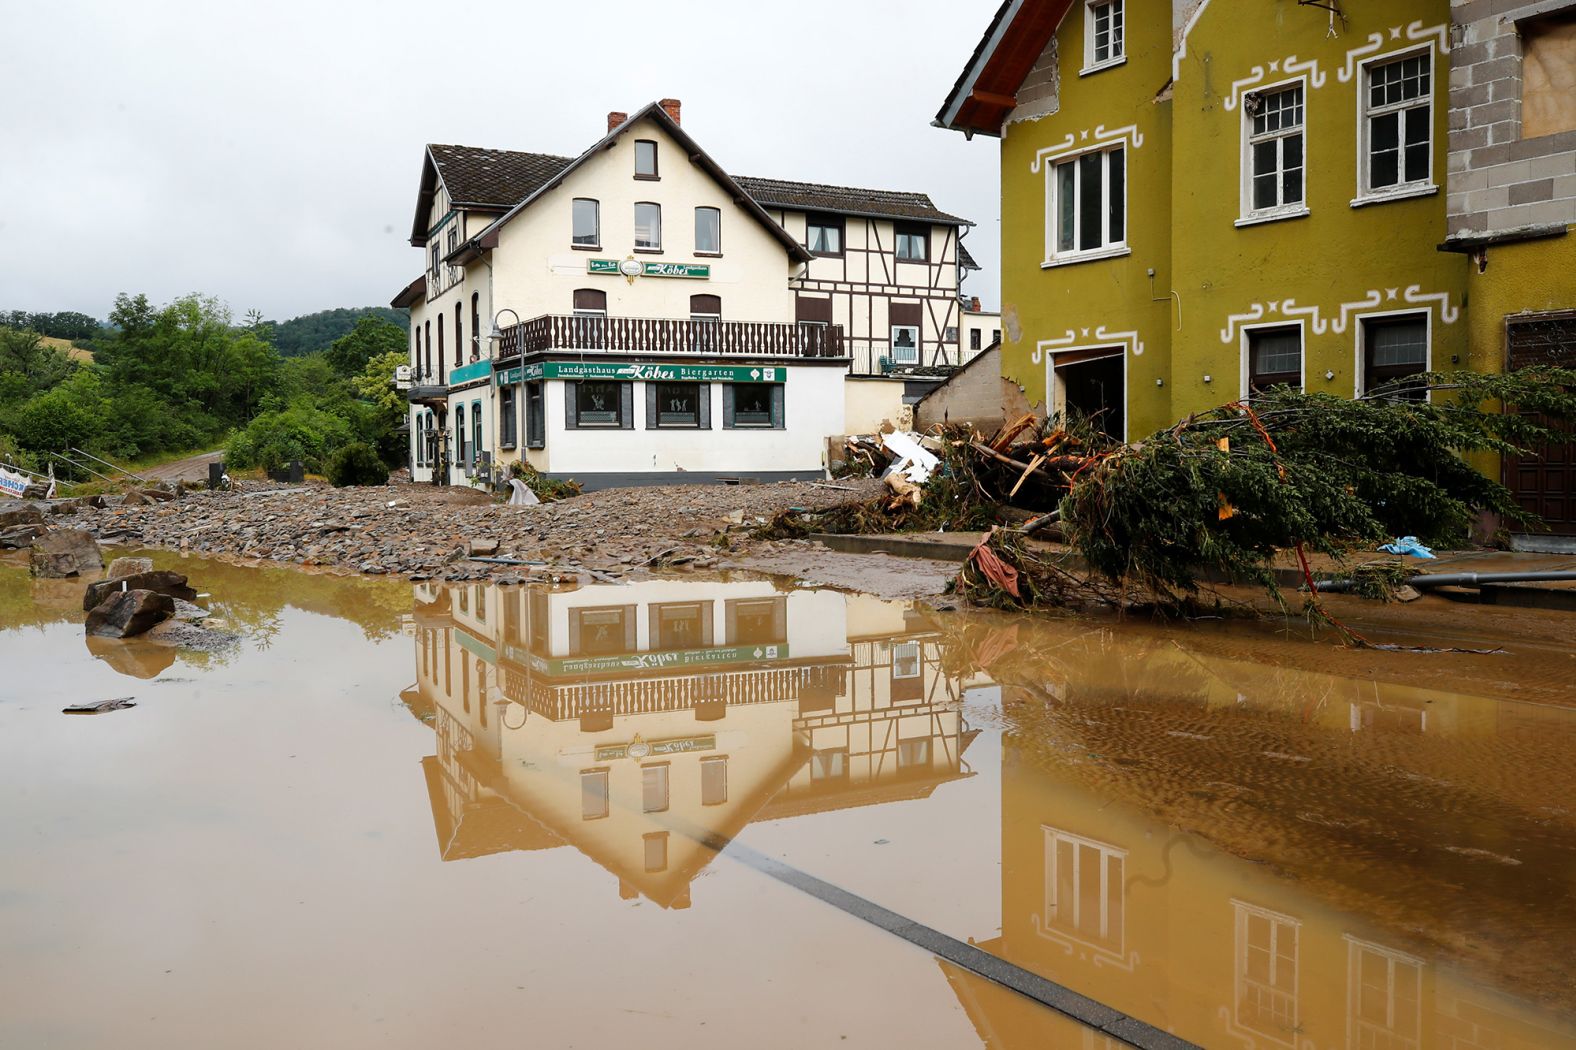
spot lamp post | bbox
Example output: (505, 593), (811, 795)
(486, 309), (522, 489)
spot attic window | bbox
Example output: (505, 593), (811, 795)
(635, 140), (659, 179)
(1083, 0), (1125, 73)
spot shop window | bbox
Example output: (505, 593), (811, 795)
(806, 213), (843, 256)
(454, 403), (467, 466)
(634, 139), (659, 179)
(648, 382), (706, 429)
(701, 757), (728, 806)
(499, 386), (517, 449)
(1361, 315), (1428, 397)
(566, 380), (631, 429)
(581, 770), (609, 820)
(1242, 83), (1306, 221)
(723, 383), (783, 429)
(572, 198), (600, 248)
(471, 399), (483, 470)
(1360, 51), (1432, 198)
(642, 764), (669, 813)
(695, 207), (721, 254)
(1247, 325), (1303, 395)
(895, 222), (929, 262)
(525, 382), (545, 448)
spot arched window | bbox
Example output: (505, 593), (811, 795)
(471, 292), (481, 358)
(455, 303), (464, 361)
(689, 294), (721, 319)
(424, 321), (432, 378)
(573, 289), (607, 315)
(437, 317), (445, 378)
(415, 325), (423, 377)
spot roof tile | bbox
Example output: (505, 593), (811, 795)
(428, 145), (572, 209)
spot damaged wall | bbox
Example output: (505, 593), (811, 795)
(913, 343), (1038, 431)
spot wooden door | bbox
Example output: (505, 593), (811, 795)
(1504, 313), (1576, 536)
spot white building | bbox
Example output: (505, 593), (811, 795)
(396, 99), (984, 488)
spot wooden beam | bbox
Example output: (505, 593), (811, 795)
(969, 89), (1018, 109)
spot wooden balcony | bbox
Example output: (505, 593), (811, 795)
(495, 314), (846, 361)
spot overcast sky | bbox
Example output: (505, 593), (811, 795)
(1, 0), (1002, 323)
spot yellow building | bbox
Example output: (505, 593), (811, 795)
(937, 0), (1575, 539)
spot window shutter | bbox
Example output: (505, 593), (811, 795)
(771, 384), (785, 430)
(698, 383), (711, 429)
(722, 384), (735, 428)
(620, 382), (634, 429)
(564, 382), (578, 430)
(645, 382), (658, 429)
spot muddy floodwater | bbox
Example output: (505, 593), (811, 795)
(3, 553), (1575, 1049)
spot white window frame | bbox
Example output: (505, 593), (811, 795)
(1232, 900), (1301, 1048)
(1081, 0), (1125, 75)
(1353, 46), (1437, 208)
(634, 201), (662, 251)
(1040, 826), (1127, 957)
(1344, 936), (1424, 1050)
(1239, 320), (1306, 401)
(1238, 78), (1310, 227)
(1042, 144), (1129, 267)
(1044, 345), (1129, 443)
(890, 324), (920, 365)
(1354, 309), (1431, 398)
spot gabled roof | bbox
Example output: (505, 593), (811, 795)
(959, 241), (981, 271)
(934, 0), (1075, 138)
(452, 101), (812, 267)
(733, 175), (972, 226)
(410, 146), (573, 245)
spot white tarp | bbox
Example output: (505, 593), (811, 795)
(879, 431), (941, 485)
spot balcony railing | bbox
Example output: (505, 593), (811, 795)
(495, 314), (845, 360)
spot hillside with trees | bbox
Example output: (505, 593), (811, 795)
(267, 307), (409, 357)
(0, 294), (410, 481)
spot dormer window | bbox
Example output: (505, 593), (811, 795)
(635, 140), (659, 179)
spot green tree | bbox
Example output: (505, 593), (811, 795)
(325, 315), (407, 378)
(0, 326), (76, 397)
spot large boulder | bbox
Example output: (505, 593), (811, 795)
(29, 529), (104, 578)
(83, 570), (198, 612)
(0, 503), (45, 529)
(106, 556), (154, 580)
(85, 589), (174, 638)
(0, 524), (45, 549)
(121, 488), (175, 507)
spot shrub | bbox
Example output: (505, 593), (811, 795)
(226, 403), (353, 475)
(327, 441), (389, 487)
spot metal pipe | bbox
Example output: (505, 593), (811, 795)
(51, 452), (118, 485)
(1315, 570), (1576, 593)
(69, 447), (146, 482)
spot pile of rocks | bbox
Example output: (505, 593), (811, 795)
(41, 478), (878, 582)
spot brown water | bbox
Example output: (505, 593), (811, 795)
(2, 552), (1575, 1049)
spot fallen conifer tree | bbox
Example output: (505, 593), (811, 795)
(769, 368), (1576, 617)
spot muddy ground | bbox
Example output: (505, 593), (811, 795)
(42, 477), (961, 600)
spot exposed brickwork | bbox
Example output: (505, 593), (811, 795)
(1447, 0), (1576, 238)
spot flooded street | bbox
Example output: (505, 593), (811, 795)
(2, 554), (1575, 1048)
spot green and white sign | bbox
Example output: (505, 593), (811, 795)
(497, 362), (784, 386)
(587, 258), (711, 279)
(528, 642), (788, 677)
(595, 734), (717, 762)
(448, 359), (492, 386)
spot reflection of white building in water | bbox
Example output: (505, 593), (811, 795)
(402, 578), (985, 908)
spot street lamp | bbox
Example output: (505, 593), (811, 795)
(487, 308), (521, 358)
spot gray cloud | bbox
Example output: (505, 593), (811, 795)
(1, 0), (1001, 321)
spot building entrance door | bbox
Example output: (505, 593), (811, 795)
(1504, 313), (1575, 537)
(1056, 353), (1125, 441)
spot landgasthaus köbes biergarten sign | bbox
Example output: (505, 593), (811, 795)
(497, 362), (783, 386)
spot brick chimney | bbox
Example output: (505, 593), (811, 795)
(658, 98), (682, 126)
(607, 111), (628, 133)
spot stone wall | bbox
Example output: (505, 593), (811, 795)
(1447, 0), (1576, 238)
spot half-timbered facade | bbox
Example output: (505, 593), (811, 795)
(736, 176), (981, 376)
(395, 99), (978, 487)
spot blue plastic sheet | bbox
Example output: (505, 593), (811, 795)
(1378, 536), (1436, 559)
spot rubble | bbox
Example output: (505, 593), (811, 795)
(47, 477), (881, 583)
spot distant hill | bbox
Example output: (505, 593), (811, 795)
(268, 307), (409, 357)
